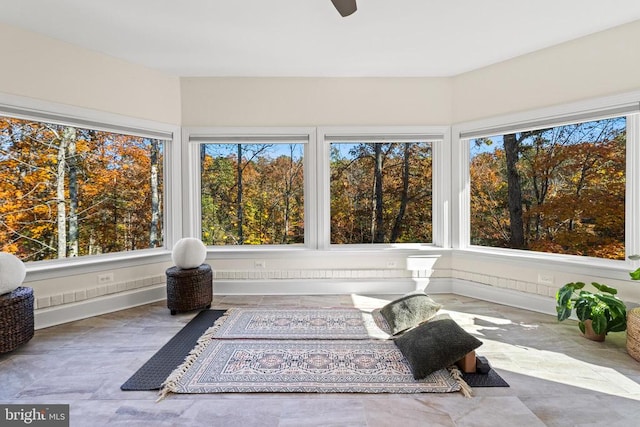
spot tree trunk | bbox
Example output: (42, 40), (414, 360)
(149, 139), (160, 247)
(56, 127), (72, 258)
(67, 127), (78, 257)
(281, 145), (294, 244)
(236, 144), (244, 245)
(373, 144), (385, 243)
(391, 143), (411, 242)
(111, 178), (119, 253)
(504, 134), (525, 249)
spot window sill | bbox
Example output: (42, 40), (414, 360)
(456, 246), (633, 281)
(25, 248), (172, 282)
(203, 244), (448, 258)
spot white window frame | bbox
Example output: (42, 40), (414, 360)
(317, 126), (451, 250)
(0, 93), (181, 279)
(183, 126), (317, 250)
(452, 91), (640, 273)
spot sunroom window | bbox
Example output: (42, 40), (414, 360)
(0, 114), (166, 261)
(194, 134), (308, 246)
(467, 116), (627, 260)
(326, 133), (440, 245)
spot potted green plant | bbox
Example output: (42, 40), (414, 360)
(556, 281), (627, 340)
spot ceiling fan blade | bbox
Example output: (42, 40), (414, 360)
(331, 0), (357, 17)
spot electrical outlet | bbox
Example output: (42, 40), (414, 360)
(386, 261), (397, 268)
(537, 273), (554, 285)
(97, 272), (114, 284)
(254, 260), (266, 269)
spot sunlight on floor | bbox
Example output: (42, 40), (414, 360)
(445, 307), (640, 400)
(349, 293), (393, 312)
(348, 293), (640, 401)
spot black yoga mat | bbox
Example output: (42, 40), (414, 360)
(121, 309), (226, 391)
(462, 368), (510, 388)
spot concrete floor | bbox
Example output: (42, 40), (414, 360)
(1, 293), (640, 426)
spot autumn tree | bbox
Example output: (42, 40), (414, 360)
(504, 133), (526, 249)
(470, 148), (509, 246)
(390, 143), (411, 242)
(470, 117), (626, 259)
(330, 142), (432, 244)
(67, 128), (79, 257)
(150, 139), (160, 247)
(200, 143), (303, 246)
(0, 116), (164, 261)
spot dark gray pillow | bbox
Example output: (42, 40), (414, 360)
(394, 315), (482, 379)
(372, 292), (442, 335)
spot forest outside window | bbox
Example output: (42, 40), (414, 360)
(0, 115), (165, 262)
(468, 116), (627, 260)
(199, 141), (304, 245)
(329, 139), (434, 245)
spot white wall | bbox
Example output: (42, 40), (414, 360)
(181, 20), (640, 127)
(0, 23), (181, 125)
(453, 19), (640, 123)
(181, 77), (453, 126)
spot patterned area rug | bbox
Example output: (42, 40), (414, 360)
(212, 308), (386, 340)
(160, 339), (461, 396)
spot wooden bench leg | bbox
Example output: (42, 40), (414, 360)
(456, 350), (476, 373)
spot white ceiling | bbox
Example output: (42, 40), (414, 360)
(2, 0), (640, 77)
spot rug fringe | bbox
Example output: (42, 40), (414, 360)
(157, 308), (234, 402)
(448, 365), (473, 398)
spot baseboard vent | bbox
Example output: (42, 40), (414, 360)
(34, 274), (165, 310)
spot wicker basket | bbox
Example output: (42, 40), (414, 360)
(0, 286), (35, 353)
(166, 264), (213, 315)
(627, 307), (640, 362)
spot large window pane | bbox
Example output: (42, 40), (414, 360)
(469, 117), (626, 259)
(200, 143), (304, 245)
(330, 142), (432, 244)
(0, 116), (164, 261)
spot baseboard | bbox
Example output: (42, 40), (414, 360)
(212, 278), (424, 295)
(34, 284), (167, 329)
(427, 277), (556, 316)
(33, 277), (557, 329)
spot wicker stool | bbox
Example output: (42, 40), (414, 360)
(0, 287), (34, 353)
(166, 264), (213, 315)
(627, 307), (640, 362)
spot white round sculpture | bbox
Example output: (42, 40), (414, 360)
(0, 252), (27, 295)
(172, 238), (207, 269)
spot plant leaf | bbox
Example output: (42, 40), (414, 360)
(578, 321), (586, 335)
(608, 316), (627, 332)
(556, 287), (574, 308)
(572, 282), (586, 290)
(591, 313), (607, 335)
(556, 305), (572, 321)
(630, 267), (640, 280)
(596, 295), (626, 317)
(590, 282), (617, 295)
(574, 299), (592, 322)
